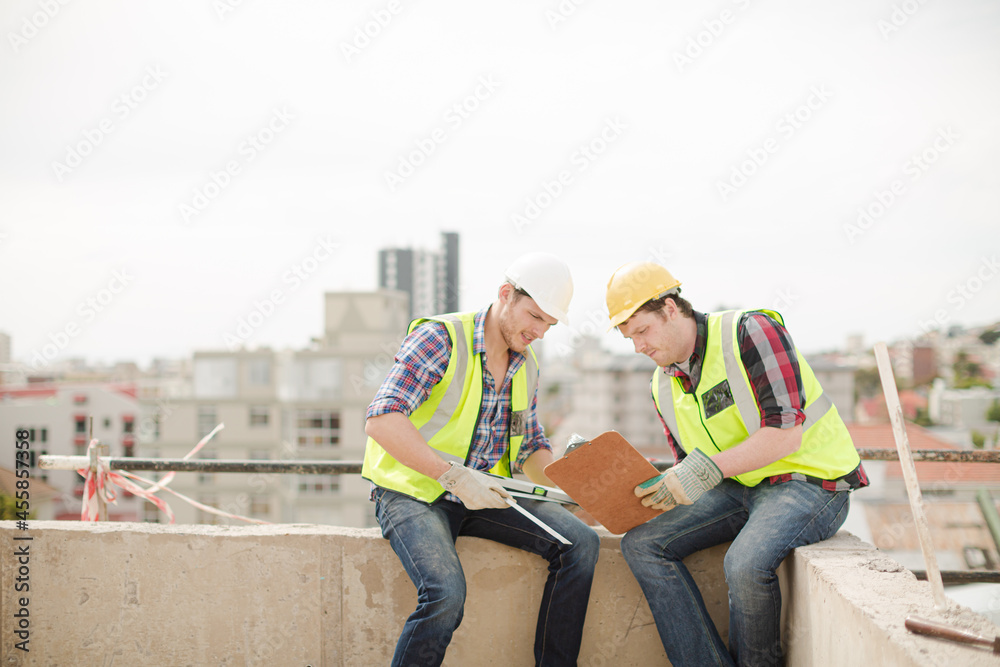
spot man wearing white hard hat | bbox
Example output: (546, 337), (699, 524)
(606, 261), (867, 667)
(363, 252), (598, 667)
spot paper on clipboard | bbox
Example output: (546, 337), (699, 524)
(543, 431), (663, 534)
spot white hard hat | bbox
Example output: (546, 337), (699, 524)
(503, 252), (573, 325)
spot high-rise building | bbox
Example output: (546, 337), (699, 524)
(378, 232), (460, 321)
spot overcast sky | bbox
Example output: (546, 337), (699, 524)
(1, 0), (998, 369)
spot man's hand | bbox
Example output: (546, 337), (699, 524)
(437, 462), (513, 510)
(635, 450), (723, 511)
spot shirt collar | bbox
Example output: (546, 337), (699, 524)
(663, 310), (707, 379)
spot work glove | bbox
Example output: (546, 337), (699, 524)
(635, 449), (723, 511)
(437, 462), (513, 510)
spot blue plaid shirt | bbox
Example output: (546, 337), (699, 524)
(367, 306), (552, 502)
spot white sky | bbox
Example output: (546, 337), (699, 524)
(1, 0), (998, 368)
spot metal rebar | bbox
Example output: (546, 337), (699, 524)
(40, 456), (363, 475)
(857, 449), (1000, 463)
(912, 570), (1000, 584)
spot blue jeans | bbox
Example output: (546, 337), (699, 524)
(374, 487), (600, 667)
(620, 479), (850, 667)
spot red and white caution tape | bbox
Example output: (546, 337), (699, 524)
(76, 424), (270, 525)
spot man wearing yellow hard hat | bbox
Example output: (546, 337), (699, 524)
(606, 261), (867, 667)
(363, 252), (599, 667)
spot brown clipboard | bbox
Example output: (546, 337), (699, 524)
(544, 431), (663, 534)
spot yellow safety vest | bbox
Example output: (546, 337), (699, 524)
(362, 311), (538, 503)
(651, 309), (860, 487)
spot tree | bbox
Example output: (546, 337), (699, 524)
(854, 366), (882, 402)
(914, 407), (933, 427)
(972, 430), (986, 450)
(979, 328), (1000, 346)
(0, 493), (33, 521)
(953, 351), (991, 389)
(987, 400), (1000, 425)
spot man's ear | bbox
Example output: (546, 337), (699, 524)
(498, 282), (514, 303)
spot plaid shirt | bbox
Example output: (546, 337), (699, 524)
(367, 306), (551, 503)
(656, 310), (866, 490)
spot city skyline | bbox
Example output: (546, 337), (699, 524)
(1, 1), (998, 368)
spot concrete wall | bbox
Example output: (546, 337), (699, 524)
(0, 522), (997, 666)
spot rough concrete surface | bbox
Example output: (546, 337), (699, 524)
(2, 522), (996, 665)
(0, 522), (699, 666)
(784, 531), (1000, 666)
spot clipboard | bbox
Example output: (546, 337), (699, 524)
(543, 431), (663, 534)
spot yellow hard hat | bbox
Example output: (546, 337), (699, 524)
(606, 261), (681, 330)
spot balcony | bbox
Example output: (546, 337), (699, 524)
(2, 521), (999, 665)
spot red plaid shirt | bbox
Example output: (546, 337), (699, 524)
(657, 310), (866, 489)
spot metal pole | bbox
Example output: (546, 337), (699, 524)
(88, 417), (108, 522)
(874, 342), (948, 610)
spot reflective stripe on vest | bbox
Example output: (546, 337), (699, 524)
(362, 311), (538, 503)
(651, 309), (860, 487)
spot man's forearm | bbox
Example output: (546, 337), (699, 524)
(711, 425), (802, 479)
(521, 448), (556, 486)
(365, 412), (451, 479)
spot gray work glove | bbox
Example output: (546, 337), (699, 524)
(436, 462), (513, 510)
(635, 449), (723, 511)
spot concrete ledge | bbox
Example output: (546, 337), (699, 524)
(0, 521), (728, 666)
(784, 532), (1000, 666)
(1, 522), (997, 665)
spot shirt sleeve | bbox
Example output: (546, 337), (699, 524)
(512, 371), (553, 471)
(737, 312), (806, 429)
(366, 321), (452, 419)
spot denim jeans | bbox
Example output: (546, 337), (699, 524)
(620, 479), (850, 667)
(374, 487), (600, 667)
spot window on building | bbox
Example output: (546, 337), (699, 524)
(298, 475), (341, 493)
(123, 416), (134, 433)
(250, 494), (270, 516)
(193, 357), (238, 399)
(39, 428), (47, 443)
(197, 406), (218, 438)
(249, 406), (270, 428)
(296, 410), (341, 447)
(248, 359), (271, 386)
(103, 417), (111, 429)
